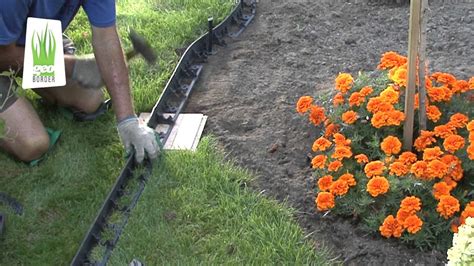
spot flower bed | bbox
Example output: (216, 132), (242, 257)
(297, 51), (474, 251)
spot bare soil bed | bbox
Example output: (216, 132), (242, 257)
(187, 0), (473, 264)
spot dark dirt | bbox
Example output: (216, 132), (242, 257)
(187, 0), (473, 264)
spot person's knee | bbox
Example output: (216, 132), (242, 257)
(15, 132), (50, 162)
(71, 89), (104, 114)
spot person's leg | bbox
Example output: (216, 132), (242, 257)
(0, 97), (49, 162)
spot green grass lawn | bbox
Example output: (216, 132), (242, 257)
(0, 0), (331, 264)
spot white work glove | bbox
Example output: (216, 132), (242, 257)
(117, 117), (160, 163)
(71, 54), (104, 89)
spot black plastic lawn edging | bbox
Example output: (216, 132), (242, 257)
(71, 1), (256, 265)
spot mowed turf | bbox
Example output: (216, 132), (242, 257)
(0, 0), (331, 264)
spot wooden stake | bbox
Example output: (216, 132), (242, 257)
(418, 0), (429, 131)
(403, 0), (422, 150)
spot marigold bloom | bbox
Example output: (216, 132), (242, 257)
(460, 203), (474, 224)
(359, 86), (374, 97)
(431, 72), (457, 86)
(467, 144), (474, 160)
(312, 137), (332, 152)
(333, 133), (351, 146)
(324, 123), (340, 138)
(426, 105), (442, 122)
(441, 154), (463, 181)
(396, 208), (411, 224)
(330, 179), (349, 196)
(364, 161), (385, 178)
(389, 162), (409, 176)
(442, 176), (458, 189)
(379, 215), (403, 238)
(449, 113), (469, 128)
(367, 97), (394, 114)
(371, 111), (405, 129)
(400, 196), (422, 213)
(414, 131), (436, 151)
(381, 136), (402, 155)
(333, 92), (344, 106)
(410, 161), (428, 179)
(309, 105), (326, 126)
(433, 182), (452, 200)
(315, 192), (335, 211)
(355, 154), (369, 164)
(311, 155), (327, 169)
(318, 175), (333, 191)
(328, 160), (343, 172)
(341, 110), (358, 125)
(437, 195), (460, 219)
(348, 92), (365, 107)
(427, 159), (449, 179)
(332, 146), (353, 160)
(367, 176), (390, 197)
(469, 132), (474, 142)
(391, 67), (407, 87)
(296, 96), (313, 114)
(339, 173), (356, 187)
(427, 86), (450, 102)
(403, 215), (423, 234)
(434, 124), (457, 139)
(377, 51), (407, 70)
(469, 77), (474, 90)
(397, 152), (418, 165)
(467, 120), (474, 132)
(443, 134), (465, 153)
(335, 73), (354, 94)
(380, 86), (399, 104)
(423, 147), (444, 161)
(452, 79), (469, 93)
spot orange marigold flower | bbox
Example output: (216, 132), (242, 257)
(359, 86), (374, 97)
(467, 144), (474, 160)
(379, 215), (403, 238)
(423, 147), (444, 161)
(378, 51), (407, 70)
(339, 173), (356, 187)
(441, 154), (463, 181)
(449, 113), (469, 128)
(452, 80), (469, 93)
(296, 96), (313, 114)
(364, 161), (385, 178)
(341, 110), (358, 125)
(330, 179), (349, 196)
(349, 92), (365, 107)
(460, 203), (474, 224)
(333, 133), (351, 146)
(414, 130), (436, 151)
(335, 73), (354, 94)
(443, 134), (465, 153)
(371, 111), (405, 129)
(426, 105), (442, 122)
(318, 175), (333, 192)
(410, 161), (428, 179)
(367, 97), (394, 114)
(397, 152), (418, 165)
(427, 159), (449, 179)
(367, 176), (390, 197)
(443, 176), (458, 189)
(315, 192), (335, 211)
(434, 124), (457, 139)
(433, 182), (452, 200)
(381, 135), (402, 156)
(324, 123), (340, 138)
(437, 195), (460, 219)
(391, 67), (408, 87)
(387, 110), (405, 125)
(396, 208), (411, 224)
(332, 146), (353, 160)
(328, 160), (343, 172)
(469, 77), (474, 90)
(380, 86), (399, 105)
(312, 137), (332, 152)
(389, 162), (409, 176)
(403, 215), (423, 234)
(400, 196), (422, 213)
(309, 105), (326, 126)
(333, 92), (344, 106)
(355, 154), (369, 164)
(431, 72), (457, 86)
(467, 120), (474, 132)
(427, 86), (450, 102)
(311, 155), (327, 169)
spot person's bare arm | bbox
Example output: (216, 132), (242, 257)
(91, 25), (134, 121)
(0, 43), (75, 76)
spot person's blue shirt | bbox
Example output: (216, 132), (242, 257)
(0, 0), (116, 46)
